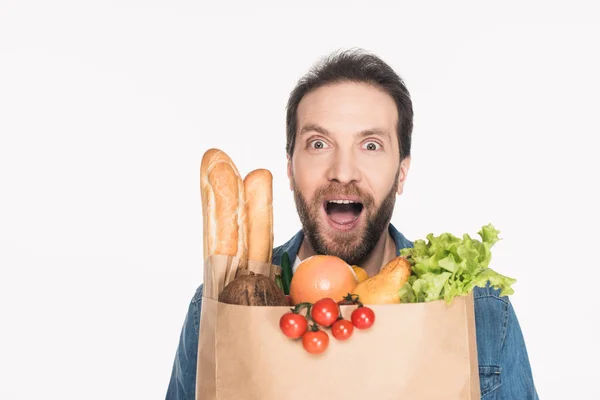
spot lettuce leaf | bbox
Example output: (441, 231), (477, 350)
(399, 224), (516, 305)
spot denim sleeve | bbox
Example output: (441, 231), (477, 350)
(166, 284), (203, 400)
(496, 299), (539, 400)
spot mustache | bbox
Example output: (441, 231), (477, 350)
(312, 183), (375, 207)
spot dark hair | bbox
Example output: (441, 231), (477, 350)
(285, 48), (414, 160)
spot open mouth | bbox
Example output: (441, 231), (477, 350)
(323, 199), (364, 226)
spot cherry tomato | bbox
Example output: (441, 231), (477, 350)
(351, 306), (375, 330)
(302, 329), (330, 354)
(331, 319), (354, 341)
(279, 312), (308, 339)
(310, 298), (339, 327)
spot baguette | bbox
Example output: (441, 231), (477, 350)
(200, 148), (248, 268)
(243, 169), (274, 264)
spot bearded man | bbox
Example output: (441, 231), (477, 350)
(166, 48), (539, 400)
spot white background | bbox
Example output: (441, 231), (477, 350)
(1, 1), (599, 399)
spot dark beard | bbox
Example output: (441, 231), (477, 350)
(292, 170), (399, 266)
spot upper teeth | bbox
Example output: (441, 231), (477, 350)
(329, 200), (357, 204)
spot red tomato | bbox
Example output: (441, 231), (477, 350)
(331, 319), (354, 341)
(279, 312), (308, 339)
(310, 298), (339, 327)
(351, 306), (375, 330)
(302, 329), (330, 354)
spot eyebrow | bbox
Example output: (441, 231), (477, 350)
(299, 124), (330, 137)
(299, 124), (391, 141)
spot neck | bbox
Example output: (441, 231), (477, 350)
(297, 226), (397, 278)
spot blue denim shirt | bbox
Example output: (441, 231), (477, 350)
(167, 224), (539, 399)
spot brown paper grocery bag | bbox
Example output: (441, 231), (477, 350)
(196, 255), (481, 400)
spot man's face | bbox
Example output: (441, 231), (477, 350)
(287, 81), (411, 266)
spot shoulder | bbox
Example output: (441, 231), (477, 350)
(473, 282), (511, 305)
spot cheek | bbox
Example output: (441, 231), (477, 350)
(292, 156), (327, 194)
(360, 159), (398, 203)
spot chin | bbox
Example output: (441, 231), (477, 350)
(316, 229), (366, 260)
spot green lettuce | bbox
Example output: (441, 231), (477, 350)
(398, 224), (516, 304)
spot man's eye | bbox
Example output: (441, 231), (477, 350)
(363, 141), (381, 151)
(309, 140), (328, 149)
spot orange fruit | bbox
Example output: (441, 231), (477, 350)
(289, 255), (358, 305)
(352, 265), (369, 283)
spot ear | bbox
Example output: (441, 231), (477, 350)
(287, 154), (294, 191)
(396, 156), (411, 196)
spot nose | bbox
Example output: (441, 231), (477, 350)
(326, 149), (360, 184)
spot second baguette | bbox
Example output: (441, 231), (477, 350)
(244, 169), (274, 264)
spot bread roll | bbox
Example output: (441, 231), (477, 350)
(200, 148), (248, 267)
(244, 169), (274, 264)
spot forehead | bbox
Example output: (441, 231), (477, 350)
(296, 81), (398, 137)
